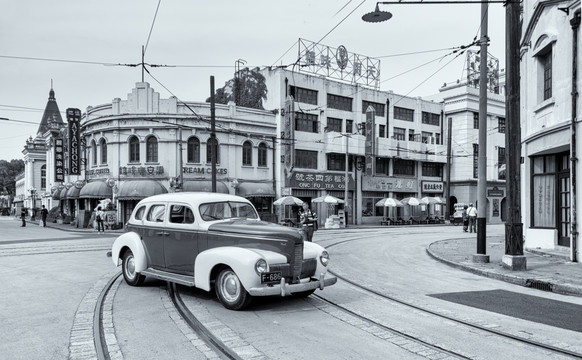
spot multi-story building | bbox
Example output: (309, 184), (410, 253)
(261, 65), (447, 226)
(427, 68), (507, 224)
(14, 87), (65, 218)
(520, 1), (580, 260)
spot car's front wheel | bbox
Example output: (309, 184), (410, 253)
(215, 267), (251, 310)
(122, 250), (145, 286)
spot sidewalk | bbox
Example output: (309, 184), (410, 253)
(427, 235), (582, 297)
(2, 215), (124, 234)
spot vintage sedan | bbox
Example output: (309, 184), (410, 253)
(109, 192), (336, 310)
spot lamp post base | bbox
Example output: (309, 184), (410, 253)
(502, 254), (527, 271)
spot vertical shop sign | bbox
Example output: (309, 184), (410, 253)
(67, 108), (81, 175)
(54, 138), (65, 182)
(364, 105), (375, 176)
(283, 96), (295, 174)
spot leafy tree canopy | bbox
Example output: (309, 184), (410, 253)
(207, 67), (267, 110)
(0, 159), (25, 196)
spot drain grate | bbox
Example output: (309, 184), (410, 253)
(525, 279), (553, 292)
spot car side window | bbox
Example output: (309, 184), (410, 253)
(134, 205), (146, 220)
(169, 204), (195, 224)
(146, 204), (166, 223)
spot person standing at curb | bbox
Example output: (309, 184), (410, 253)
(462, 205), (469, 232)
(40, 205), (48, 227)
(96, 206), (105, 232)
(20, 207), (27, 227)
(467, 203), (478, 233)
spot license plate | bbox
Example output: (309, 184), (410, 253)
(261, 271), (282, 283)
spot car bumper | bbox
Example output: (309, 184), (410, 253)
(247, 273), (337, 297)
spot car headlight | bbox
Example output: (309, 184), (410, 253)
(320, 251), (330, 267)
(255, 258), (268, 275)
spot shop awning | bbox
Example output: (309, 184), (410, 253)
(237, 182), (275, 198)
(79, 181), (112, 199)
(67, 186), (82, 199)
(60, 188), (68, 200)
(52, 189), (61, 200)
(117, 180), (168, 200)
(182, 180), (229, 194)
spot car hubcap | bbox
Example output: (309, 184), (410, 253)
(125, 256), (135, 280)
(222, 272), (240, 302)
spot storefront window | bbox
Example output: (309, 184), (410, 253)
(532, 174), (555, 227)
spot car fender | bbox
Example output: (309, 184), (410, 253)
(303, 241), (330, 276)
(194, 246), (280, 292)
(111, 232), (147, 272)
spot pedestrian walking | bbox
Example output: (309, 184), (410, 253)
(96, 206), (105, 232)
(462, 205), (469, 232)
(20, 207), (27, 227)
(40, 205), (48, 227)
(467, 203), (478, 233)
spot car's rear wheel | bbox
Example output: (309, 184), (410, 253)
(122, 250), (145, 286)
(215, 267), (251, 310)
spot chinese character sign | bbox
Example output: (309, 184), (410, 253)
(365, 106), (375, 176)
(54, 138), (65, 182)
(67, 108), (81, 175)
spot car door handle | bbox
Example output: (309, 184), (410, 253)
(156, 231), (169, 236)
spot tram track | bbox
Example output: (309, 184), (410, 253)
(323, 236), (582, 359)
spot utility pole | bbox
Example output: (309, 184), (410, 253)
(502, 0), (526, 270)
(344, 133), (350, 228)
(210, 76), (217, 193)
(474, 1), (490, 263)
(445, 116), (452, 221)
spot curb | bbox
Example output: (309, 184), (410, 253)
(426, 240), (582, 298)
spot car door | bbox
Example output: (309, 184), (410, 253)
(141, 203), (167, 269)
(163, 203), (200, 275)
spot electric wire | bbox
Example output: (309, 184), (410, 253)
(144, 0), (162, 55)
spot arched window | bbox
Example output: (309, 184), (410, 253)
(187, 136), (200, 163)
(129, 136), (140, 163)
(258, 142), (267, 167)
(100, 138), (107, 164)
(146, 136), (158, 163)
(91, 140), (97, 166)
(206, 137), (220, 164)
(41, 165), (46, 190)
(242, 141), (253, 166)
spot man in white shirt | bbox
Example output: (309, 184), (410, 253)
(467, 203), (478, 233)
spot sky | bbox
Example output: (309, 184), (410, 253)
(0, 0), (506, 161)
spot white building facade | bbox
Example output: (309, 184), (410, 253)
(520, 0), (581, 260)
(261, 67), (447, 226)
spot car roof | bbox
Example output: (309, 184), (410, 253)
(137, 192), (251, 206)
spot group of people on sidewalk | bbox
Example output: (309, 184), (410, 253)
(462, 203), (478, 233)
(20, 205), (49, 227)
(18, 205), (106, 232)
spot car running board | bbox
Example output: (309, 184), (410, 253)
(141, 268), (195, 287)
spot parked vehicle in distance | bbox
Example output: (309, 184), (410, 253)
(109, 192), (336, 310)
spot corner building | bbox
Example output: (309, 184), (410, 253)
(78, 82), (277, 225)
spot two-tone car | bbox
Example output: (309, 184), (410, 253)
(109, 192), (337, 310)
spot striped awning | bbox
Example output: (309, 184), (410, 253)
(60, 188), (68, 200)
(52, 189), (61, 200)
(67, 185), (82, 199)
(79, 181), (112, 199)
(182, 180), (229, 194)
(237, 182), (275, 198)
(117, 180), (168, 200)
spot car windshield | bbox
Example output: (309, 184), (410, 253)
(199, 201), (259, 221)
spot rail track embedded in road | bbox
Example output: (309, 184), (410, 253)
(322, 235), (582, 359)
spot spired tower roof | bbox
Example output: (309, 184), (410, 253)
(36, 87), (64, 137)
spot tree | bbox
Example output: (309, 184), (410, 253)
(207, 67), (268, 110)
(0, 159), (25, 196)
